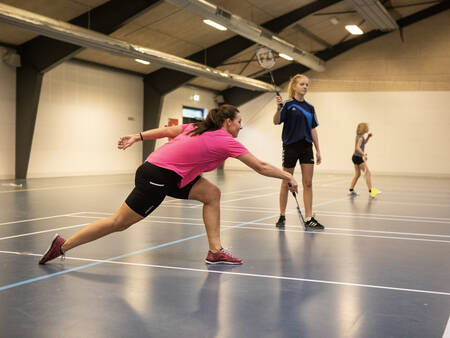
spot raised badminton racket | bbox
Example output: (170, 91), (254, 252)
(256, 47), (282, 109)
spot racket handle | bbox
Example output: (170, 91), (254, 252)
(275, 90), (282, 109)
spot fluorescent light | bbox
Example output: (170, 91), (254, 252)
(279, 53), (293, 61)
(345, 25), (363, 35)
(135, 59), (150, 65)
(203, 19), (227, 31)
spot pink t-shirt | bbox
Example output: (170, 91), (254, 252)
(147, 124), (249, 188)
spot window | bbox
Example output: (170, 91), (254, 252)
(182, 106), (208, 124)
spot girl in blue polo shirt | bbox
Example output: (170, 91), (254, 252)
(273, 74), (324, 231)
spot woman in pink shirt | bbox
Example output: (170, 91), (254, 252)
(39, 105), (298, 265)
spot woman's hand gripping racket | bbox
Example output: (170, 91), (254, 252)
(256, 47), (282, 110)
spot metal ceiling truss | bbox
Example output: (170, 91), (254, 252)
(144, 0), (340, 95)
(221, 1), (450, 107)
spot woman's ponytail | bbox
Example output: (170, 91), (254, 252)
(188, 104), (239, 136)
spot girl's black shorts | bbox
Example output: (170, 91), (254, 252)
(352, 155), (364, 165)
(282, 139), (314, 168)
(125, 162), (200, 217)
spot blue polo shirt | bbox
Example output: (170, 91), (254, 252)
(279, 98), (318, 146)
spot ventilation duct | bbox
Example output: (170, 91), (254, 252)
(165, 0), (326, 72)
(345, 0), (398, 31)
(0, 3), (275, 92)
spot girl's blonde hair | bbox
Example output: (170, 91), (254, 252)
(356, 123), (369, 135)
(287, 74), (309, 98)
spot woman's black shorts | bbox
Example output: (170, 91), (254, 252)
(282, 139), (314, 168)
(125, 162), (201, 217)
(352, 155), (364, 165)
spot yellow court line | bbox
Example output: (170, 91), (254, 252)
(0, 182), (131, 194)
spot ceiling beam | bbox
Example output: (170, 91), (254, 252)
(1, 3), (274, 91)
(221, 1), (450, 107)
(18, 0), (161, 73)
(143, 0), (340, 95)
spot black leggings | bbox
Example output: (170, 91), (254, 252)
(125, 162), (200, 217)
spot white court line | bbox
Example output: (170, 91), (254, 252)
(0, 249), (449, 296)
(188, 191), (280, 207)
(0, 224), (89, 241)
(238, 225), (450, 243)
(0, 181), (131, 194)
(0, 212), (82, 227)
(220, 186), (279, 195)
(317, 210), (450, 221)
(70, 214), (450, 238)
(156, 204), (450, 224)
(67, 215), (450, 243)
(187, 177), (349, 208)
(359, 200), (450, 208)
(443, 316), (450, 338)
(317, 214), (450, 225)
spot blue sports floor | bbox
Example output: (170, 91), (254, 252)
(0, 170), (449, 337)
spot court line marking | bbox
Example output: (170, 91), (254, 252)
(0, 213), (83, 227)
(3, 213), (446, 244)
(63, 216), (450, 243)
(0, 181), (131, 194)
(68, 214), (450, 239)
(163, 185), (279, 204)
(316, 210), (450, 221)
(0, 196), (349, 291)
(317, 214), (450, 224)
(151, 204), (450, 224)
(0, 250), (449, 296)
(443, 316), (450, 338)
(0, 213), (278, 292)
(187, 177), (349, 208)
(0, 224), (90, 241)
(189, 191), (280, 208)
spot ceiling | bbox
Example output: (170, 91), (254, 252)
(0, 0), (444, 92)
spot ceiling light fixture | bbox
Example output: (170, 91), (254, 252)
(279, 53), (293, 61)
(345, 25), (364, 35)
(135, 59), (150, 65)
(166, 0), (325, 72)
(203, 19), (227, 31)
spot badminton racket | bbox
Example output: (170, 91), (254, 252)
(256, 47), (282, 109)
(291, 191), (305, 226)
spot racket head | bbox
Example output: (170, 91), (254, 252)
(256, 47), (276, 70)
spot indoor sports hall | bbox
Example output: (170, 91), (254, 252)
(0, 1), (449, 337)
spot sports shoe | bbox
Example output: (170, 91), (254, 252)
(205, 248), (243, 265)
(39, 234), (65, 265)
(370, 188), (382, 198)
(304, 217), (325, 231)
(348, 190), (359, 197)
(275, 215), (286, 227)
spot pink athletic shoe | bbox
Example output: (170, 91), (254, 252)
(205, 248), (243, 265)
(38, 234), (65, 265)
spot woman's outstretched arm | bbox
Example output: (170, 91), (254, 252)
(237, 153), (298, 192)
(118, 125), (182, 150)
